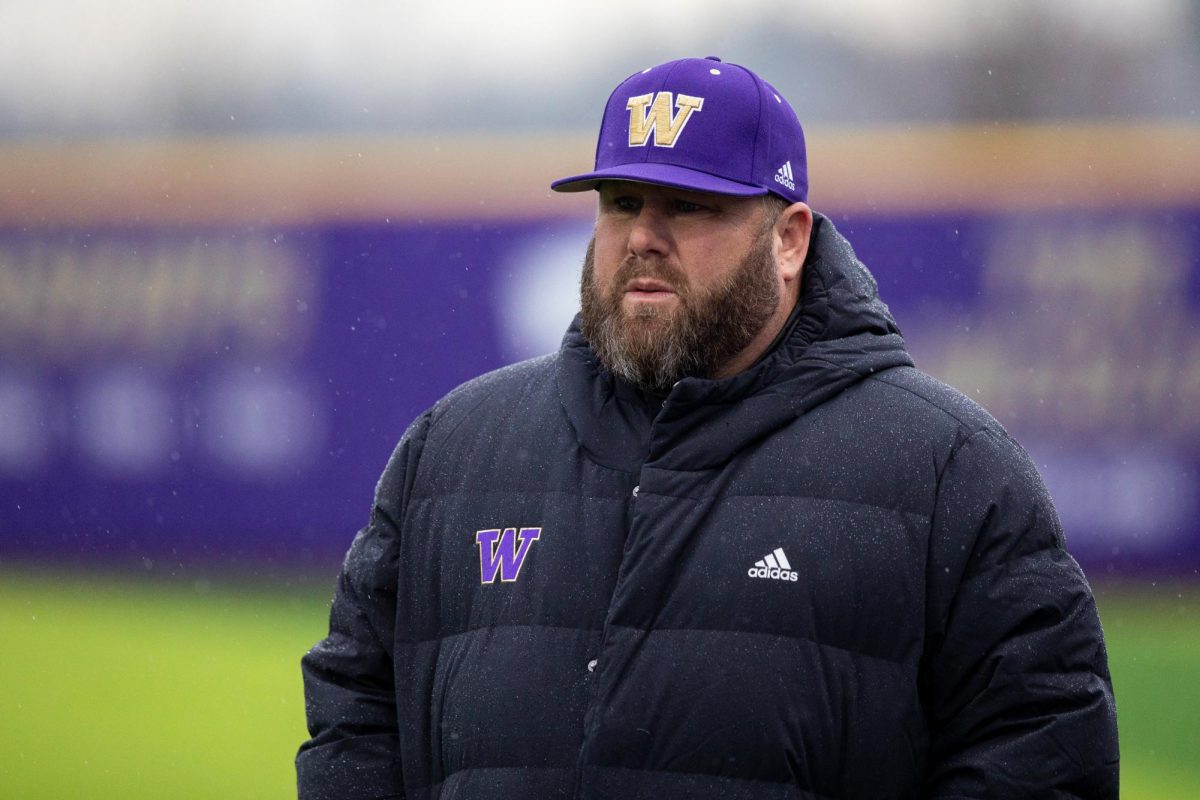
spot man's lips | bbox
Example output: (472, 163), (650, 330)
(624, 278), (676, 296)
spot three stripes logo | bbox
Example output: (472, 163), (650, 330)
(774, 161), (796, 191)
(476, 527), (541, 584)
(748, 547), (799, 582)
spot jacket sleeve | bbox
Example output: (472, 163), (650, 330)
(296, 411), (432, 800)
(921, 429), (1119, 799)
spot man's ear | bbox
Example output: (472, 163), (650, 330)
(776, 202), (813, 285)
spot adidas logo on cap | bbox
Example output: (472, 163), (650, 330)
(747, 547), (798, 582)
(774, 161), (796, 191)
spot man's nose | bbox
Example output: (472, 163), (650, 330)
(627, 207), (671, 259)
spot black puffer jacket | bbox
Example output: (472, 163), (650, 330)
(298, 215), (1118, 799)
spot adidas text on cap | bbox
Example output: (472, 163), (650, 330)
(551, 56), (808, 204)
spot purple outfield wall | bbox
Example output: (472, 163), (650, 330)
(1, 128), (1198, 576)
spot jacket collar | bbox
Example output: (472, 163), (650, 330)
(555, 213), (914, 472)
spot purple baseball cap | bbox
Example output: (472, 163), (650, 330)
(551, 56), (807, 203)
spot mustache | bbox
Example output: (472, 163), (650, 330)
(611, 255), (689, 295)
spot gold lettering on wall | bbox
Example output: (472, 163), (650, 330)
(917, 218), (1200, 441)
(0, 235), (317, 364)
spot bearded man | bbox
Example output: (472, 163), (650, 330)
(297, 57), (1118, 800)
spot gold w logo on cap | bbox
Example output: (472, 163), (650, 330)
(627, 92), (704, 148)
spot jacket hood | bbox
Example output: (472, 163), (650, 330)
(556, 212), (914, 472)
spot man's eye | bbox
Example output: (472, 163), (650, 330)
(675, 200), (704, 213)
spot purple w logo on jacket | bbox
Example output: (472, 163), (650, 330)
(476, 527), (541, 583)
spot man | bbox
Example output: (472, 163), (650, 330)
(298, 57), (1119, 799)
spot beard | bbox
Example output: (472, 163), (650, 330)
(579, 225), (780, 395)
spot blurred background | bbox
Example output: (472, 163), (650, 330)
(1, 0), (1198, 796)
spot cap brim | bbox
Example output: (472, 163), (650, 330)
(551, 162), (767, 197)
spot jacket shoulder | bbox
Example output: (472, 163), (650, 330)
(427, 353), (559, 433)
(407, 353), (567, 497)
(866, 366), (1047, 519)
(866, 365), (1011, 443)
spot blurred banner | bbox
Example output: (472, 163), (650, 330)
(1, 129), (1198, 577)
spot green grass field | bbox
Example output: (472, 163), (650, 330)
(1, 568), (1197, 798)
